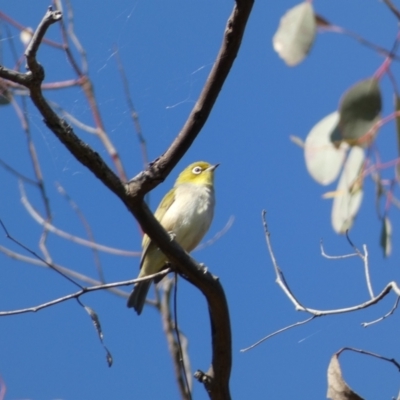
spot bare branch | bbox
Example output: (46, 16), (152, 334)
(337, 347), (400, 371)
(320, 239), (358, 259)
(0, 269), (170, 317)
(240, 316), (318, 352)
(383, 0), (400, 21)
(345, 233), (375, 298)
(159, 277), (192, 400)
(0, 244), (129, 298)
(114, 45), (149, 169)
(262, 210), (400, 316)
(56, 182), (105, 283)
(20, 182), (140, 256)
(361, 296), (400, 328)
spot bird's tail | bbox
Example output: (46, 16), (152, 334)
(127, 280), (152, 315)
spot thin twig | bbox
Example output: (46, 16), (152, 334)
(20, 182), (140, 256)
(0, 217), (82, 289)
(383, 0), (400, 21)
(337, 347), (400, 371)
(0, 158), (38, 186)
(262, 211), (399, 316)
(320, 239), (358, 260)
(195, 216), (234, 251)
(0, 245), (128, 298)
(114, 45), (149, 169)
(345, 232), (374, 299)
(361, 296), (400, 327)
(56, 182), (105, 283)
(240, 316), (317, 352)
(173, 272), (192, 400)
(54, 1), (128, 181)
(332, 25), (400, 61)
(0, 269), (170, 317)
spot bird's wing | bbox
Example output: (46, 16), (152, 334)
(139, 188), (176, 269)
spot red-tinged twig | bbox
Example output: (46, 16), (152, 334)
(64, 0), (88, 73)
(114, 45), (149, 169)
(383, 0), (400, 21)
(53, 1), (127, 182)
(319, 23), (400, 61)
(56, 182), (105, 283)
(50, 100), (99, 133)
(0, 11), (64, 49)
(20, 95), (53, 262)
(0, 375), (6, 400)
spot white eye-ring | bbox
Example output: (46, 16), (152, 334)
(192, 166), (202, 175)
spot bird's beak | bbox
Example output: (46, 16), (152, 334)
(207, 163), (220, 172)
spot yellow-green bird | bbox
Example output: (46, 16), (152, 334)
(127, 161), (219, 315)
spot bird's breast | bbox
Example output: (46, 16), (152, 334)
(162, 184), (215, 252)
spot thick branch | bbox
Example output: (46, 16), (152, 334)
(125, 0), (254, 198)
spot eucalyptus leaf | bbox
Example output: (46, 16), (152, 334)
(272, 2), (316, 66)
(331, 146), (365, 233)
(304, 111), (348, 185)
(380, 217), (392, 258)
(338, 78), (382, 146)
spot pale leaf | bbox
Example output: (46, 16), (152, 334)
(305, 112), (348, 185)
(272, 2), (316, 66)
(331, 147), (365, 233)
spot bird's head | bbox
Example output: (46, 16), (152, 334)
(175, 161), (219, 187)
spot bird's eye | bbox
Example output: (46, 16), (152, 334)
(192, 166), (202, 175)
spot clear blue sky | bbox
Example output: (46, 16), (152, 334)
(1, 1), (400, 399)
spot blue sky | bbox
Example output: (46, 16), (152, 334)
(1, 1), (400, 399)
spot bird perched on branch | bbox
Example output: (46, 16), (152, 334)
(127, 161), (219, 315)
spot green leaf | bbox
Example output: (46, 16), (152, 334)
(304, 112), (348, 185)
(338, 78), (382, 146)
(272, 2), (316, 66)
(331, 147), (365, 233)
(380, 217), (392, 258)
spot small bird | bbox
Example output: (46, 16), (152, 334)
(127, 161), (219, 315)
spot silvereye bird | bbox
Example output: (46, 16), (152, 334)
(127, 161), (219, 315)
